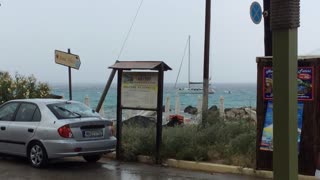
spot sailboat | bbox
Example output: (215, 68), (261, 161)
(175, 35), (215, 94)
(178, 82), (215, 94)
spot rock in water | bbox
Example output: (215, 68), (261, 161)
(224, 107), (257, 121)
(123, 116), (155, 128)
(245, 108), (257, 122)
(184, 105), (198, 115)
(209, 105), (218, 112)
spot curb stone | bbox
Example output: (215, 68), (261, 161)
(103, 153), (316, 179)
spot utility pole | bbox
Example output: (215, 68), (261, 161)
(202, 0), (211, 125)
(263, 0), (272, 56)
(271, 0), (300, 179)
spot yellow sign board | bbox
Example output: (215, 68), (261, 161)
(55, 50), (81, 70)
(121, 72), (158, 109)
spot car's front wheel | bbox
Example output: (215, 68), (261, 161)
(28, 142), (48, 168)
(83, 154), (102, 163)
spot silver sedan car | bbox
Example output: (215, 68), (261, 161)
(0, 99), (116, 168)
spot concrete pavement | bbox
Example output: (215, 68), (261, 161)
(0, 155), (267, 180)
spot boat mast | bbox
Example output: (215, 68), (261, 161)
(174, 36), (189, 89)
(188, 35), (191, 88)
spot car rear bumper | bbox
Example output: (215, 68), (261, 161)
(42, 136), (117, 159)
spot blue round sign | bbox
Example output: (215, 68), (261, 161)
(250, 1), (262, 24)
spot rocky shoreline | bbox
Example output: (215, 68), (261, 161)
(122, 105), (257, 127)
(183, 105), (257, 122)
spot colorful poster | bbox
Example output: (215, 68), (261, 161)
(263, 67), (314, 101)
(297, 68), (313, 100)
(121, 72), (158, 109)
(260, 101), (304, 151)
(264, 68), (273, 99)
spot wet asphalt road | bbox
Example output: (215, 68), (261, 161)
(0, 155), (267, 180)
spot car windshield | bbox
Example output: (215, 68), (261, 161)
(47, 101), (100, 119)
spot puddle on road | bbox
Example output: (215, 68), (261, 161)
(100, 162), (218, 180)
(102, 164), (143, 180)
(102, 164), (117, 171)
(120, 171), (141, 180)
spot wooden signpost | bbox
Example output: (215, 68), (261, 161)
(107, 61), (171, 164)
(55, 49), (81, 100)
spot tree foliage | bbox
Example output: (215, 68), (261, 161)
(0, 71), (51, 104)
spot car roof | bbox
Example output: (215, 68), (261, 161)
(9, 99), (77, 105)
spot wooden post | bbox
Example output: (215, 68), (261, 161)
(116, 70), (123, 160)
(165, 96), (170, 121)
(96, 69), (117, 112)
(219, 96), (225, 118)
(272, 0), (300, 179)
(84, 95), (90, 107)
(197, 95), (202, 122)
(68, 49), (72, 100)
(273, 29), (298, 180)
(175, 93), (180, 115)
(156, 65), (164, 164)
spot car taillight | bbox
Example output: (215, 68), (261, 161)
(106, 121), (115, 136)
(107, 125), (115, 136)
(58, 125), (73, 138)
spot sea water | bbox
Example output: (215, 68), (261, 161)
(51, 83), (256, 120)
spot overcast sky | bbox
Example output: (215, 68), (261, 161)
(0, 0), (318, 84)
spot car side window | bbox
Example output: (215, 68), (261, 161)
(0, 103), (19, 121)
(15, 103), (37, 122)
(32, 108), (41, 122)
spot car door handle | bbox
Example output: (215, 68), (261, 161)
(28, 128), (34, 133)
(0, 126), (6, 130)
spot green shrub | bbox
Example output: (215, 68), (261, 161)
(121, 113), (257, 168)
(0, 71), (51, 104)
(0, 72), (15, 103)
(205, 113), (256, 167)
(162, 126), (208, 161)
(122, 125), (155, 161)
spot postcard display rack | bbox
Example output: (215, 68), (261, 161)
(256, 56), (320, 175)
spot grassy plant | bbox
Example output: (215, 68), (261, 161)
(122, 125), (155, 161)
(162, 126), (208, 161)
(121, 112), (257, 168)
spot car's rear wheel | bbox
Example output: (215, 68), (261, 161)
(83, 154), (102, 163)
(28, 142), (48, 168)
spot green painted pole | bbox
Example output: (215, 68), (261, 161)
(273, 29), (298, 180)
(271, 0), (300, 179)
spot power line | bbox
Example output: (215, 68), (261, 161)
(117, 0), (144, 60)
